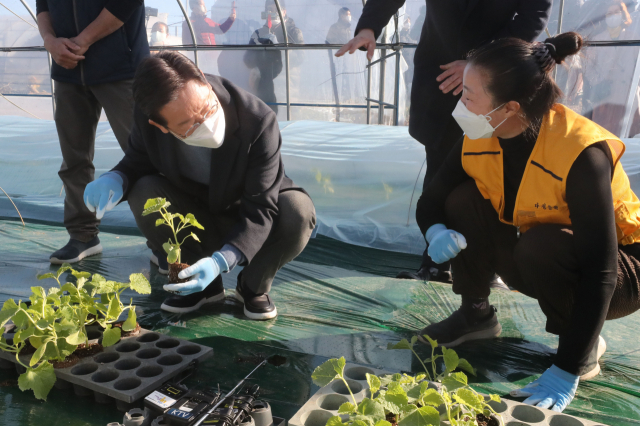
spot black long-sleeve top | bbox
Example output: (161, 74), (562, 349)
(416, 129), (627, 375)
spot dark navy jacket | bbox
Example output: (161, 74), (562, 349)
(36, 0), (150, 85)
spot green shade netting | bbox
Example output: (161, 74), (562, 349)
(0, 221), (639, 426)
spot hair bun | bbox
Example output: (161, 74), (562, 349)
(544, 32), (583, 64)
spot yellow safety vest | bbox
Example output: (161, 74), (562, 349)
(461, 104), (640, 245)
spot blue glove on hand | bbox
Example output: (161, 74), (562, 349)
(426, 224), (467, 264)
(510, 365), (579, 412)
(83, 173), (124, 220)
(163, 253), (229, 295)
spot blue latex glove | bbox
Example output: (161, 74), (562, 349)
(426, 224), (467, 264)
(83, 173), (124, 220)
(163, 252), (228, 295)
(510, 365), (579, 412)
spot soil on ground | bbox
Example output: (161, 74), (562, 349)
(0, 379), (18, 387)
(169, 263), (191, 284)
(18, 341), (36, 356)
(75, 343), (103, 358)
(474, 414), (499, 426)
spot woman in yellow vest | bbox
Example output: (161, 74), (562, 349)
(415, 31), (640, 412)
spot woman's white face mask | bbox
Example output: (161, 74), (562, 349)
(150, 31), (167, 45)
(451, 99), (507, 139)
(171, 106), (226, 149)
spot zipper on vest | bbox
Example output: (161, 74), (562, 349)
(71, 0), (85, 85)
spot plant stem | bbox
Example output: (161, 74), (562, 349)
(411, 349), (432, 381)
(341, 377), (358, 408)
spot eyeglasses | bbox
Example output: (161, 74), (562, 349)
(172, 92), (219, 139)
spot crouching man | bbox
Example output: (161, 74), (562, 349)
(83, 51), (316, 319)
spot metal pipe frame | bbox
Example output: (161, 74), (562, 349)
(273, 0), (291, 120)
(18, 0), (56, 115)
(177, 0), (199, 67)
(553, 0), (565, 80)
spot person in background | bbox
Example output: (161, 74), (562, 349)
(417, 32), (640, 412)
(336, 0), (552, 285)
(182, 0), (236, 46)
(83, 51), (316, 319)
(326, 7), (352, 45)
(244, 0), (304, 115)
(399, 17), (413, 43)
(583, 0), (640, 136)
(150, 21), (169, 46)
(37, 0), (149, 264)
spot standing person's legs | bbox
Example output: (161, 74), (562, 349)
(397, 116), (462, 282)
(50, 81), (103, 264)
(90, 79), (135, 151)
(234, 190), (316, 319)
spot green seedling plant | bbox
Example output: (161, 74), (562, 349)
(142, 198), (204, 265)
(311, 336), (503, 426)
(0, 264), (151, 401)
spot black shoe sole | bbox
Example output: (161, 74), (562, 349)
(233, 289), (278, 320)
(160, 291), (225, 313)
(417, 322), (502, 348)
(50, 244), (103, 264)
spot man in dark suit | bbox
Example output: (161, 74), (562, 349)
(337, 0), (552, 283)
(83, 51), (316, 320)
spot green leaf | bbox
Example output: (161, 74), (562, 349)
(166, 245), (180, 264)
(18, 362), (57, 400)
(59, 283), (77, 294)
(379, 393), (408, 415)
(102, 325), (121, 347)
(55, 264), (73, 279)
(406, 382), (424, 403)
(352, 420), (371, 426)
(311, 357), (346, 387)
(30, 340), (48, 366)
(142, 197), (170, 216)
(14, 326), (37, 345)
(129, 273), (151, 295)
(442, 372), (468, 392)
(457, 358), (476, 376)
(397, 406), (440, 426)
(326, 416), (345, 426)
(415, 373), (426, 382)
(107, 296), (122, 320)
(356, 398), (385, 420)
(30, 287), (47, 301)
(155, 218), (165, 227)
(387, 338), (413, 351)
(36, 272), (55, 281)
(379, 374), (396, 387)
(375, 421), (392, 426)
(387, 382), (408, 397)
(122, 308), (137, 332)
(489, 394), (501, 403)
(453, 388), (483, 411)
(72, 270), (91, 280)
(190, 232), (201, 243)
(421, 335), (438, 349)
(65, 330), (87, 346)
(338, 402), (357, 414)
(366, 373), (381, 396)
(442, 347), (459, 373)
(184, 213), (205, 230)
(0, 299), (19, 328)
(418, 389), (444, 407)
(400, 404), (418, 417)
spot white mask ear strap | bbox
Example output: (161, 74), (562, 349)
(485, 103), (507, 123)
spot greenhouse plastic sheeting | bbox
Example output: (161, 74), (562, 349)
(0, 221), (640, 425)
(4, 116), (640, 255)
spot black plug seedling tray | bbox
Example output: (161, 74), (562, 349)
(0, 327), (213, 404)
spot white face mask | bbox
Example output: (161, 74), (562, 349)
(452, 99), (507, 139)
(172, 106), (226, 149)
(606, 13), (623, 28)
(342, 15), (351, 23)
(150, 31), (167, 45)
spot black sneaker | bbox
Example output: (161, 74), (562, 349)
(489, 274), (510, 291)
(150, 250), (169, 275)
(396, 266), (453, 283)
(233, 282), (277, 320)
(417, 307), (502, 348)
(160, 276), (225, 313)
(50, 237), (102, 264)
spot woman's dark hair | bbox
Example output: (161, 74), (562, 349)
(467, 32), (583, 127)
(132, 51), (208, 127)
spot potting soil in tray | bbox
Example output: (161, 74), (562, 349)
(0, 326), (213, 403)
